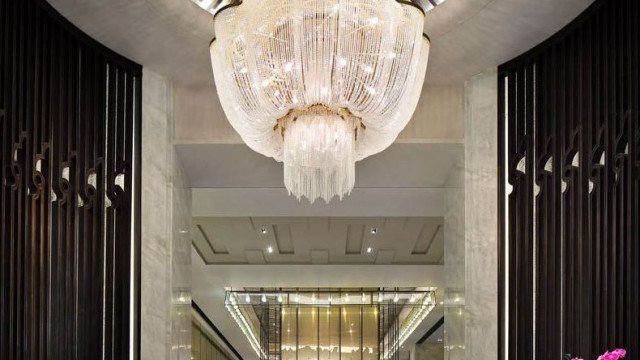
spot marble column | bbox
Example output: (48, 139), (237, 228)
(463, 68), (498, 360)
(444, 185), (465, 359)
(141, 69), (193, 360)
(439, 85), (464, 360)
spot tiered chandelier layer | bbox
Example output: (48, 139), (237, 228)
(201, 0), (431, 202)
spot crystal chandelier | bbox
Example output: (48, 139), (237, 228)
(193, 0), (436, 202)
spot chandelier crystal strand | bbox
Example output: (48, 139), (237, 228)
(209, 0), (429, 202)
(280, 105), (361, 202)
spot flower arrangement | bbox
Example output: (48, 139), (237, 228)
(565, 348), (627, 360)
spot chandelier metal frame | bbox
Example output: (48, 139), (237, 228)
(202, 0), (435, 45)
(196, 0), (442, 18)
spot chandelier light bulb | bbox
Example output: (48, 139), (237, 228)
(207, 0), (430, 203)
(394, 294), (400, 303)
(362, 292), (367, 302)
(278, 295), (283, 303)
(261, 294), (267, 303)
(294, 293), (299, 303)
(245, 294), (251, 303)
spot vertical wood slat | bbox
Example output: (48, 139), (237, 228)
(498, 0), (639, 358)
(0, 0), (142, 359)
(497, 71), (506, 360)
(506, 72), (517, 360)
(630, 0), (640, 353)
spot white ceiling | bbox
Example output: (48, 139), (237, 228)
(48, 0), (593, 87)
(192, 217), (444, 265)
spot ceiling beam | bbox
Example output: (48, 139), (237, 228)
(192, 187), (445, 217)
(193, 264), (443, 288)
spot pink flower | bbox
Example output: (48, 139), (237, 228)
(597, 349), (627, 360)
(611, 349), (626, 358)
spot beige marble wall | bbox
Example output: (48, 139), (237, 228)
(174, 84), (464, 144)
(463, 68), (498, 360)
(141, 69), (193, 360)
(415, 342), (445, 360)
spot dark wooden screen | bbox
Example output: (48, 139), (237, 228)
(498, 0), (639, 359)
(0, 0), (142, 358)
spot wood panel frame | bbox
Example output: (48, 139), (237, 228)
(498, 0), (639, 359)
(0, 0), (142, 358)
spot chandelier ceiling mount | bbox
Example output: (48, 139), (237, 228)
(195, 0), (443, 17)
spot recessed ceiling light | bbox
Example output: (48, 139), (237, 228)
(370, 227), (378, 235)
(260, 227), (268, 234)
(267, 245), (274, 254)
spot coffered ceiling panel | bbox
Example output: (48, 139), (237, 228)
(192, 217), (444, 265)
